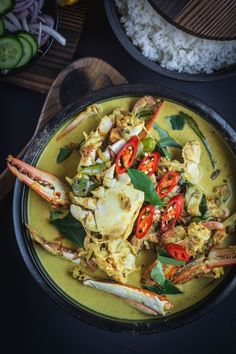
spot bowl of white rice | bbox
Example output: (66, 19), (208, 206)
(104, 0), (236, 81)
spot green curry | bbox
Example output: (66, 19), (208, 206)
(27, 97), (236, 320)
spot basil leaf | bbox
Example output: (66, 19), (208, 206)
(153, 122), (169, 139)
(158, 144), (172, 161)
(168, 114), (185, 130)
(158, 255), (185, 266)
(136, 109), (154, 119)
(199, 194), (208, 219)
(180, 111), (216, 169)
(50, 209), (63, 221)
(159, 137), (182, 149)
(152, 122), (181, 160)
(127, 168), (164, 206)
(49, 212), (85, 248)
(150, 261), (165, 286)
(144, 281), (183, 295)
(57, 146), (73, 163)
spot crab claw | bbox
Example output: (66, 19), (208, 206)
(173, 246), (236, 284)
(7, 156), (69, 207)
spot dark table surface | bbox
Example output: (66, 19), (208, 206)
(0, 1), (235, 353)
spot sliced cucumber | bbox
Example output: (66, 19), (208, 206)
(15, 35), (33, 68)
(18, 31), (38, 56)
(0, 35), (23, 69)
(0, 0), (14, 15)
(0, 17), (5, 36)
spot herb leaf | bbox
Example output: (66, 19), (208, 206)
(199, 194), (208, 219)
(158, 255), (186, 266)
(152, 122), (181, 160)
(159, 137), (182, 149)
(168, 114), (185, 130)
(57, 146), (73, 163)
(153, 122), (169, 139)
(127, 168), (164, 206)
(136, 109), (153, 119)
(150, 261), (165, 286)
(179, 111), (216, 169)
(49, 212), (85, 248)
(144, 281), (183, 295)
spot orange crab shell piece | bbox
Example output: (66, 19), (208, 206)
(7, 156), (69, 207)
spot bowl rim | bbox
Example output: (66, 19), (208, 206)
(0, 0), (58, 77)
(13, 84), (236, 334)
(104, 0), (236, 82)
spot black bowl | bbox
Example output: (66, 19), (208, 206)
(0, 0), (58, 76)
(104, 0), (236, 82)
(13, 84), (236, 334)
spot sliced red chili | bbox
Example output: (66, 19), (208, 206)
(135, 205), (155, 239)
(160, 195), (184, 234)
(115, 135), (139, 174)
(138, 152), (160, 176)
(165, 244), (190, 262)
(157, 171), (180, 198)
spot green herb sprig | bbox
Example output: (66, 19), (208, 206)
(127, 168), (163, 206)
(49, 211), (85, 248)
(143, 250), (184, 295)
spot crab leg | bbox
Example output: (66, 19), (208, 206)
(56, 105), (101, 141)
(123, 299), (160, 316)
(81, 279), (173, 315)
(173, 246), (236, 284)
(7, 156), (69, 207)
(26, 224), (81, 264)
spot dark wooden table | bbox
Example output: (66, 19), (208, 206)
(0, 1), (235, 353)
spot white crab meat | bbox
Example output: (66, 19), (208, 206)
(185, 186), (203, 216)
(117, 172), (131, 185)
(91, 186), (106, 198)
(79, 115), (115, 167)
(70, 205), (98, 232)
(96, 139), (126, 163)
(182, 141), (201, 184)
(95, 181), (144, 239)
(72, 196), (97, 210)
(98, 115), (114, 136)
(82, 279), (172, 315)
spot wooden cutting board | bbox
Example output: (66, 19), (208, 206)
(148, 0), (236, 40)
(0, 57), (127, 202)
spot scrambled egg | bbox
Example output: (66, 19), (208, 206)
(95, 181), (144, 239)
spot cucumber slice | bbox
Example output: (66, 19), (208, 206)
(0, 35), (23, 69)
(18, 31), (38, 56)
(0, 0), (14, 15)
(0, 17), (5, 35)
(15, 36), (33, 68)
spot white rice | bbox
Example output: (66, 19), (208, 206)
(114, 0), (236, 74)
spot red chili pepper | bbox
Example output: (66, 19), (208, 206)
(135, 205), (155, 239)
(137, 152), (160, 176)
(139, 99), (164, 140)
(157, 171), (180, 198)
(115, 136), (139, 174)
(165, 244), (190, 262)
(160, 195), (184, 234)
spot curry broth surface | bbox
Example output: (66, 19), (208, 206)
(28, 97), (236, 320)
